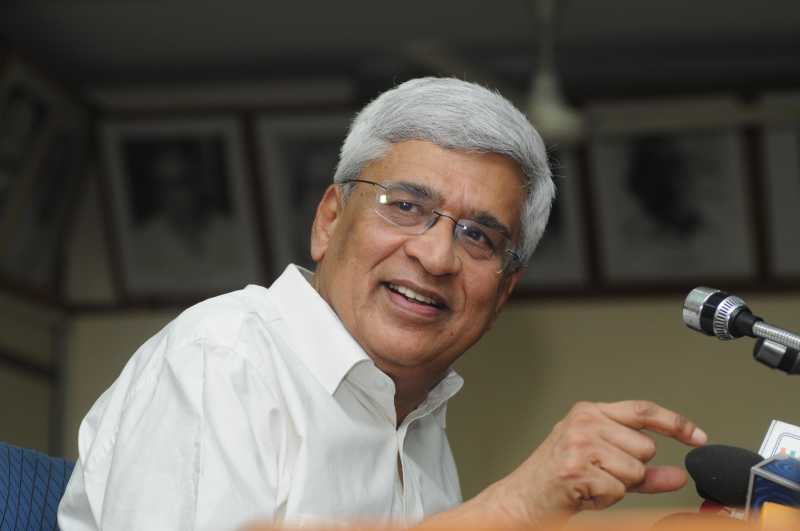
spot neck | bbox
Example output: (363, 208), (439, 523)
(394, 389), (423, 426)
(390, 368), (447, 426)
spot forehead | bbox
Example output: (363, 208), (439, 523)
(362, 140), (525, 229)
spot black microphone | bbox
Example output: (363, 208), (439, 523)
(685, 444), (763, 507)
(683, 287), (800, 352)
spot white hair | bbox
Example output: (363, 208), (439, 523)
(333, 77), (555, 267)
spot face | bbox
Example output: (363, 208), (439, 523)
(311, 140), (524, 388)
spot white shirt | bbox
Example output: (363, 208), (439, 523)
(58, 265), (464, 531)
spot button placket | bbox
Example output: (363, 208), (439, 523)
(396, 423), (409, 516)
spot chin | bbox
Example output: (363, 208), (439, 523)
(367, 340), (426, 366)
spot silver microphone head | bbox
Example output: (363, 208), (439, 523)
(683, 287), (748, 340)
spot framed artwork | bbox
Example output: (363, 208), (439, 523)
(101, 117), (262, 300)
(255, 114), (351, 275)
(0, 57), (88, 295)
(517, 147), (588, 291)
(759, 92), (800, 279)
(0, 110), (88, 290)
(0, 60), (58, 256)
(586, 97), (756, 285)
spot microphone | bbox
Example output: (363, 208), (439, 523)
(685, 444), (763, 507)
(683, 287), (800, 352)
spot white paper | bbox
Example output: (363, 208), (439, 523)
(759, 419), (800, 459)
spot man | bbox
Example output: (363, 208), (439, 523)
(58, 78), (706, 530)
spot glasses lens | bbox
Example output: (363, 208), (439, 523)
(375, 184), (433, 230)
(455, 219), (508, 261)
(500, 249), (521, 274)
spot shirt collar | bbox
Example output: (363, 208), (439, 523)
(267, 263), (464, 424)
(268, 264), (370, 395)
(414, 369), (463, 428)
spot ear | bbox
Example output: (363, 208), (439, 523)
(310, 184), (343, 263)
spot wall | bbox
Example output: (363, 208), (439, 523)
(0, 291), (65, 452)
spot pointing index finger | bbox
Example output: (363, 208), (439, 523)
(596, 400), (707, 447)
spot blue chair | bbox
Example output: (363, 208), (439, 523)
(0, 442), (75, 531)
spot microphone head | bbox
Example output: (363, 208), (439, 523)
(685, 444), (763, 507)
(683, 287), (748, 340)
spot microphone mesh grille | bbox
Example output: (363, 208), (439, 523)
(713, 295), (745, 339)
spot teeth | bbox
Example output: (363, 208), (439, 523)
(388, 283), (439, 306)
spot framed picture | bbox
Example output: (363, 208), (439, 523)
(0, 59), (58, 255)
(0, 58), (87, 295)
(759, 91), (800, 279)
(0, 110), (88, 290)
(586, 97), (756, 285)
(101, 117), (262, 300)
(255, 114), (351, 275)
(516, 147), (588, 291)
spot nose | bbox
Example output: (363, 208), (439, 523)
(403, 214), (462, 276)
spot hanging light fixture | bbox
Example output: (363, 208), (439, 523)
(525, 0), (584, 145)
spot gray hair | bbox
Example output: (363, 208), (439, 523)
(333, 77), (555, 266)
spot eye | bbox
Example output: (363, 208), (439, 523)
(462, 225), (492, 248)
(392, 200), (419, 213)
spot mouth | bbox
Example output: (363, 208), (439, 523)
(384, 282), (448, 311)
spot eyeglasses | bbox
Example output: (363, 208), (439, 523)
(340, 179), (521, 274)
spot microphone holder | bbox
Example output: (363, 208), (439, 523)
(753, 338), (800, 375)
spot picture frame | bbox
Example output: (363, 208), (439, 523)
(0, 57), (86, 295)
(101, 117), (262, 300)
(759, 91), (800, 279)
(516, 146), (589, 291)
(586, 97), (757, 285)
(254, 113), (352, 275)
(0, 109), (88, 291)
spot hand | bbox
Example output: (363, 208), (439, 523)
(480, 400), (707, 527)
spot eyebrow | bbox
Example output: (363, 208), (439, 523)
(393, 180), (440, 202)
(470, 211), (512, 239)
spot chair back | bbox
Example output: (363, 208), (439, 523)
(0, 442), (75, 531)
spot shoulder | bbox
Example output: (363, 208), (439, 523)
(167, 284), (279, 352)
(120, 285), (281, 389)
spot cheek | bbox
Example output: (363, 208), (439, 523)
(463, 273), (506, 316)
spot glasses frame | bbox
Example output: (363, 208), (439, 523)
(339, 178), (522, 275)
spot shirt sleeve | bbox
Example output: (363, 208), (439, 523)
(59, 331), (293, 531)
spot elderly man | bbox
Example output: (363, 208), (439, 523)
(58, 78), (706, 530)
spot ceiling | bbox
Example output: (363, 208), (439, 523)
(2, 1), (800, 98)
